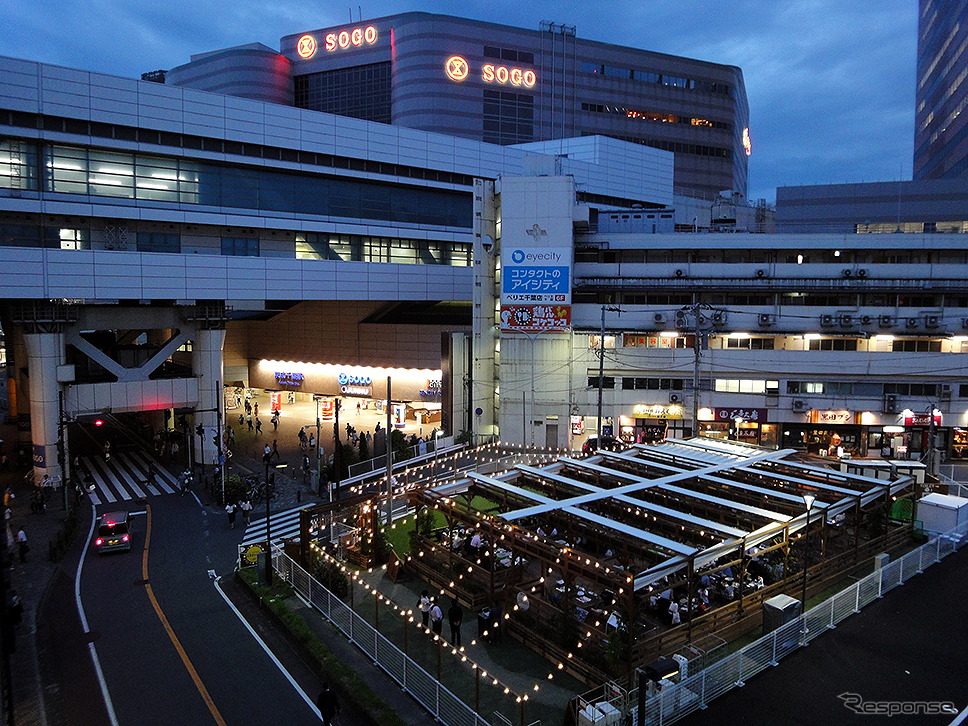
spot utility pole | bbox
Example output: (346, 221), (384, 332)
(692, 309), (702, 439)
(597, 305), (622, 442)
(385, 377), (393, 526)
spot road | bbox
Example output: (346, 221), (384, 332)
(70, 487), (322, 725)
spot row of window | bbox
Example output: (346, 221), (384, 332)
(575, 247), (968, 266)
(856, 221), (968, 234)
(587, 376), (967, 398)
(483, 46), (535, 65)
(580, 102), (730, 130)
(0, 109), (475, 187)
(580, 62), (732, 95)
(0, 223), (472, 264)
(600, 133), (731, 159)
(574, 289), (968, 308)
(0, 141), (473, 228)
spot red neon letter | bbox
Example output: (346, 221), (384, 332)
(482, 63), (495, 82)
(338, 30), (350, 48)
(364, 26), (377, 44)
(325, 33), (337, 51)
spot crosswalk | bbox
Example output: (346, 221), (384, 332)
(240, 499), (413, 547)
(79, 452), (180, 506)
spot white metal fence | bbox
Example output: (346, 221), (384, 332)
(639, 518), (968, 725)
(270, 548), (502, 726)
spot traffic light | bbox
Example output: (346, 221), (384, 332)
(196, 425), (204, 437)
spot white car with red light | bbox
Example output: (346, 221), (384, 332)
(95, 512), (131, 554)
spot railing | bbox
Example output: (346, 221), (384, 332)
(637, 518), (968, 725)
(270, 548), (536, 726)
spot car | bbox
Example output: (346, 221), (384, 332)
(94, 511), (131, 554)
(581, 435), (623, 453)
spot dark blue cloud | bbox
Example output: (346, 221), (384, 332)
(6, 1), (917, 202)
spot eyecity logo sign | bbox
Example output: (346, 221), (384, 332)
(511, 249), (562, 264)
(338, 372), (372, 386)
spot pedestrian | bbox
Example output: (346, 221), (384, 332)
(448, 598), (464, 647)
(239, 498), (252, 525)
(171, 440), (179, 458)
(356, 401), (361, 415)
(227, 426), (235, 446)
(253, 401), (259, 417)
(247, 413), (253, 432)
(16, 526), (27, 562)
(0, 453), (7, 471)
(317, 682), (340, 726)
(418, 590), (432, 627)
(147, 462), (158, 486)
(270, 439), (280, 461)
(430, 599), (444, 636)
(271, 413), (279, 431)
(255, 417), (262, 434)
(288, 390), (295, 405)
(3, 487), (14, 508)
(103, 440), (111, 461)
(238, 413), (244, 427)
(309, 432), (315, 450)
(225, 501), (237, 529)
(245, 400), (251, 415)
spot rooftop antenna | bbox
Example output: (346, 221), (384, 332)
(349, 7), (353, 22)
(359, 6), (362, 22)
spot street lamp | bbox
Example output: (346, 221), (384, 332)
(801, 493), (816, 626)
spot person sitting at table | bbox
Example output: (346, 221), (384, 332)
(754, 575), (764, 589)
(536, 526), (546, 537)
(724, 583), (735, 600)
(670, 608), (681, 626)
(700, 573), (711, 588)
(470, 531), (482, 556)
(698, 587), (710, 606)
(667, 600), (679, 624)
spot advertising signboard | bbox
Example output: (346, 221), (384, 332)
(501, 247), (570, 304)
(500, 304), (570, 332)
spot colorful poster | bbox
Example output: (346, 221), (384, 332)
(500, 304), (571, 332)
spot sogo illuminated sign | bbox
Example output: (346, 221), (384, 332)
(445, 55), (536, 88)
(296, 25), (378, 59)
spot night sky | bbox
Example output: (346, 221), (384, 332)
(5, 0), (918, 202)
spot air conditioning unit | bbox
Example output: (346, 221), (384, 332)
(883, 394), (899, 414)
(839, 314), (853, 327)
(940, 384), (952, 400)
(906, 317), (919, 329)
(792, 399), (807, 413)
(820, 314), (834, 327)
(675, 311), (689, 328)
(712, 311), (728, 325)
(925, 315), (940, 328)
(653, 312), (666, 324)
(879, 315), (894, 328)
(669, 392), (682, 404)
(860, 314), (873, 325)
(758, 313), (774, 327)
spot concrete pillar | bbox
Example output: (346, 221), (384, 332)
(23, 332), (66, 484)
(192, 328), (225, 466)
(12, 329), (31, 450)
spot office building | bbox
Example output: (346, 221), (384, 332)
(165, 12), (750, 198)
(915, 0), (968, 180)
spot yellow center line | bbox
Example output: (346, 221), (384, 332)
(142, 504), (227, 726)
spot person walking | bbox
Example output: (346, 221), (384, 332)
(430, 599), (444, 637)
(239, 498), (252, 526)
(309, 432), (315, 450)
(317, 683), (340, 726)
(255, 417), (262, 434)
(271, 412), (279, 431)
(270, 439), (280, 461)
(16, 526), (28, 563)
(246, 413), (253, 432)
(225, 501), (237, 529)
(448, 598), (464, 647)
(418, 590), (432, 627)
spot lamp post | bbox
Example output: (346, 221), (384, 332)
(801, 493), (816, 626)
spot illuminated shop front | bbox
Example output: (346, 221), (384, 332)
(697, 407), (776, 448)
(251, 360), (442, 410)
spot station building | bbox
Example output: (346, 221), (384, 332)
(0, 54), (670, 485)
(163, 12), (750, 199)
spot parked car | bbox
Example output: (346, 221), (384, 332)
(582, 435), (623, 453)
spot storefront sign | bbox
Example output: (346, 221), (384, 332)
(274, 371), (304, 386)
(502, 247), (570, 303)
(338, 372), (372, 386)
(809, 410), (852, 424)
(420, 379), (442, 396)
(444, 56), (536, 87)
(500, 304), (571, 332)
(904, 413), (942, 426)
(319, 398), (335, 420)
(571, 416), (584, 435)
(340, 385), (371, 397)
(32, 444), (46, 468)
(392, 403), (407, 428)
(714, 407), (768, 422)
(632, 404), (684, 420)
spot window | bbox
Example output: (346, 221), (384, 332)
(623, 335), (687, 349)
(884, 383), (938, 396)
(221, 237), (259, 257)
(137, 232), (180, 254)
(483, 90), (534, 145)
(714, 379), (776, 394)
(588, 376), (615, 389)
(622, 377), (685, 390)
(892, 339), (942, 352)
(807, 338), (858, 351)
(588, 335), (616, 349)
(294, 63), (392, 124)
(0, 139), (39, 191)
(725, 337), (774, 350)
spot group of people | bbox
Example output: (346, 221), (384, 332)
(417, 590), (464, 647)
(224, 498), (253, 529)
